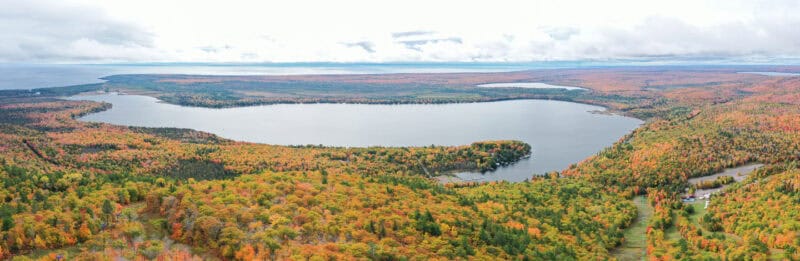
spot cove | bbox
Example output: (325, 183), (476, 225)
(67, 93), (642, 182)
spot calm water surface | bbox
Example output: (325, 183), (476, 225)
(739, 71), (800, 77)
(68, 93), (641, 182)
(0, 63), (581, 90)
(477, 82), (587, 90)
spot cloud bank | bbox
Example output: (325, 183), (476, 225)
(0, 0), (162, 62)
(1, 0), (799, 63)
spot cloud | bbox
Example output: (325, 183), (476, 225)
(388, 31), (466, 53)
(566, 15), (800, 60)
(0, 0), (158, 62)
(342, 41), (376, 53)
(397, 37), (463, 52)
(391, 31), (435, 38)
(199, 45), (233, 53)
(1, 0), (800, 63)
(545, 27), (580, 41)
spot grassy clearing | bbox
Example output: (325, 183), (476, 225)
(613, 196), (652, 261)
(687, 201), (707, 227)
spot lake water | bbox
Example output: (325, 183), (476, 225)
(477, 82), (587, 90)
(0, 62), (590, 90)
(67, 93), (642, 182)
(739, 71), (800, 77)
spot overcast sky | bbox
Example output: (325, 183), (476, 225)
(1, 0), (799, 63)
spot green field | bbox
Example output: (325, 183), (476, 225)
(614, 196), (652, 261)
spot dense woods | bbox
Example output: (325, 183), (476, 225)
(139, 172), (633, 260)
(707, 164), (800, 259)
(0, 89), (616, 259)
(559, 68), (800, 259)
(2, 66), (800, 259)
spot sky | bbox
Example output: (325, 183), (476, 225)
(1, 0), (799, 63)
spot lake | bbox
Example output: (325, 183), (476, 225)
(0, 62), (587, 90)
(477, 82), (587, 90)
(739, 71), (800, 77)
(67, 93), (641, 182)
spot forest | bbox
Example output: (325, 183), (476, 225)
(1, 66), (799, 260)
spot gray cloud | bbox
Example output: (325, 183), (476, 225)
(2, 0), (800, 63)
(0, 0), (156, 62)
(342, 41), (376, 53)
(397, 37), (463, 51)
(199, 45), (233, 53)
(391, 31), (435, 38)
(545, 27), (579, 41)
(590, 16), (800, 60)
(391, 31), (465, 52)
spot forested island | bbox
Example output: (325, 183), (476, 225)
(1, 66), (799, 260)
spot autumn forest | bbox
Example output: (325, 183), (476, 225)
(1, 66), (799, 260)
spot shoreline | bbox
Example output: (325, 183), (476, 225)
(64, 92), (640, 183)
